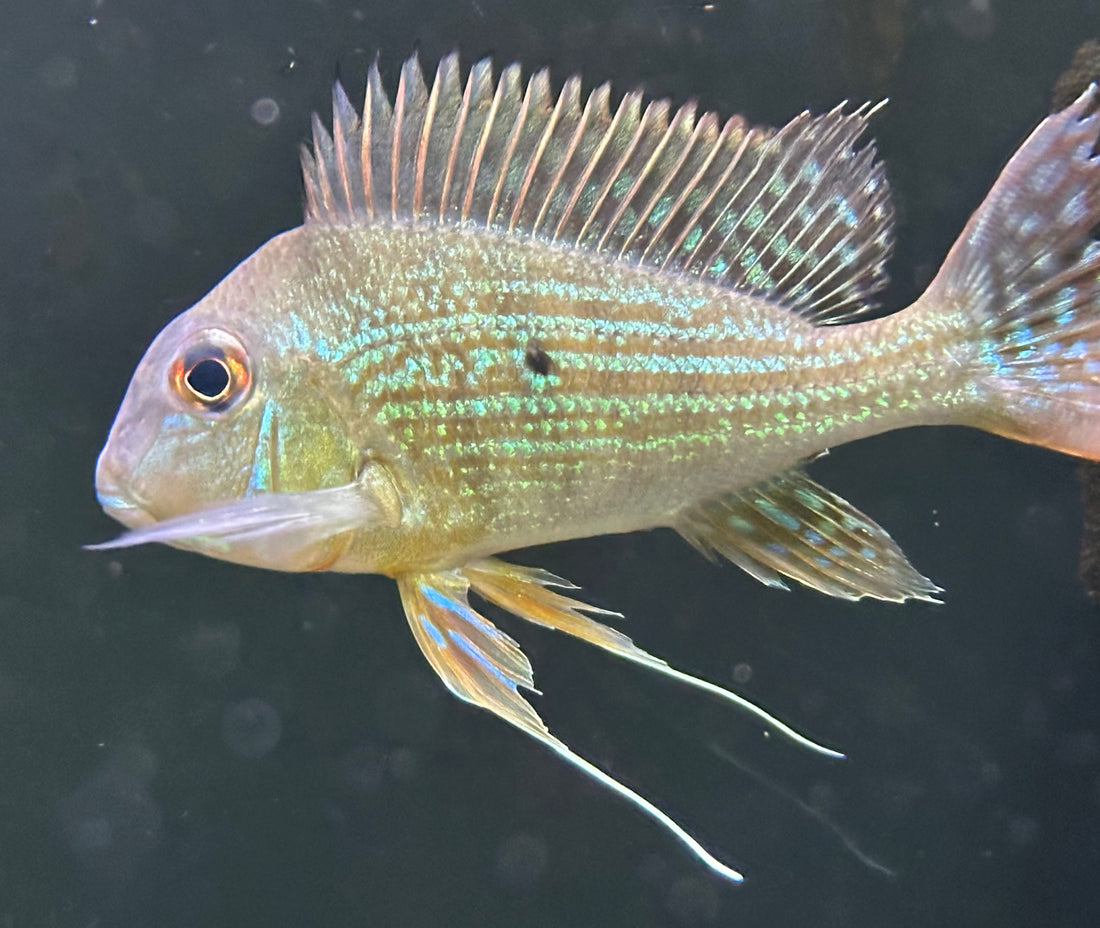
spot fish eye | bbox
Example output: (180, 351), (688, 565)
(170, 329), (252, 415)
(186, 358), (230, 400)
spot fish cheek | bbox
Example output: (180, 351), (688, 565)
(255, 379), (361, 495)
(131, 408), (261, 519)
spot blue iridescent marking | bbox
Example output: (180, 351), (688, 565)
(247, 400), (278, 494)
(420, 614), (446, 649)
(160, 413), (195, 431)
(448, 629), (512, 685)
(422, 584), (503, 642)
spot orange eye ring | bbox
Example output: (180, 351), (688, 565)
(170, 329), (252, 415)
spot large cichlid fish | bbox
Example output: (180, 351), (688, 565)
(92, 52), (1100, 882)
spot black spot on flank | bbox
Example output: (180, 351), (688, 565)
(524, 338), (553, 376)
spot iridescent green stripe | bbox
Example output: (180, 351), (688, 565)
(347, 342), (865, 398)
(291, 303), (784, 370)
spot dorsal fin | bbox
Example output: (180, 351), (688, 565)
(302, 52), (895, 323)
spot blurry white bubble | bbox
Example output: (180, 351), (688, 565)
(250, 97), (281, 126)
(808, 781), (836, 813)
(493, 832), (549, 890)
(39, 55), (77, 89)
(1057, 730), (1100, 768)
(72, 816), (112, 850)
(178, 621), (241, 678)
(731, 661), (752, 684)
(387, 746), (419, 781)
(665, 875), (721, 923)
(1007, 814), (1039, 847)
(341, 741), (386, 790)
(131, 196), (178, 247)
(221, 697), (282, 759)
(55, 745), (162, 889)
(945, 0), (995, 40)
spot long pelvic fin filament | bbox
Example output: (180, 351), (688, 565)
(398, 560), (845, 882)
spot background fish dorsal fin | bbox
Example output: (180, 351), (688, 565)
(302, 52), (895, 324)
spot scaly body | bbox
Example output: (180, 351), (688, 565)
(233, 223), (965, 573)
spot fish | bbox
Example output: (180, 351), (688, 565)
(90, 51), (1100, 883)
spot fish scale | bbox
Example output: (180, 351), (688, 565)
(92, 53), (1100, 883)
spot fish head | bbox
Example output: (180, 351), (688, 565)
(94, 234), (391, 571)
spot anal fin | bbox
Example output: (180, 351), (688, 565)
(675, 470), (941, 602)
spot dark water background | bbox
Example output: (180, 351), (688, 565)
(4, 1), (1100, 925)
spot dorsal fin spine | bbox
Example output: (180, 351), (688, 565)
(300, 146), (319, 219)
(486, 65), (531, 226)
(681, 121), (763, 272)
(638, 108), (714, 264)
(604, 100), (671, 257)
(618, 101), (689, 259)
(574, 91), (643, 246)
(674, 121), (754, 271)
(413, 58), (443, 217)
(462, 65), (507, 223)
(553, 83), (618, 241)
(359, 72), (374, 221)
(310, 113), (335, 218)
(331, 83), (357, 221)
(627, 101), (699, 262)
(438, 63), (475, 222)
(656, 112), (732, 271)
(532, 78), (593, 237)
(450, 60), (494, 221)
(510, 74), (571, 233)
(591, 96), (657, 253)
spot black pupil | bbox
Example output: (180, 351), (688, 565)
(187, 358), (230, 399)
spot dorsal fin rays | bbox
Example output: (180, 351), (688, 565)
(461, 62), (521, 224)
(366, 62), (393, 222)
(303, 52), (895, 321)
(330, 82), (361, 220)
(596, 97), (672, 253)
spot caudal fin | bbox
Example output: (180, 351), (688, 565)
(927, 86), (1100, 458)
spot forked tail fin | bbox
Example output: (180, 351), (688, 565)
(925, 86), (1100, 458)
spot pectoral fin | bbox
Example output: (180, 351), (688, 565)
(675, 470), (941, 602)
(396, 568), (745, 883)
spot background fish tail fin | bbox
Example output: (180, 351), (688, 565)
(926, 86), (1100, 458)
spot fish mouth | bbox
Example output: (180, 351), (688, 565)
(94, 464), (155, 531)
(95, 488), (155, 531)
(94, 446), (155, 530)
